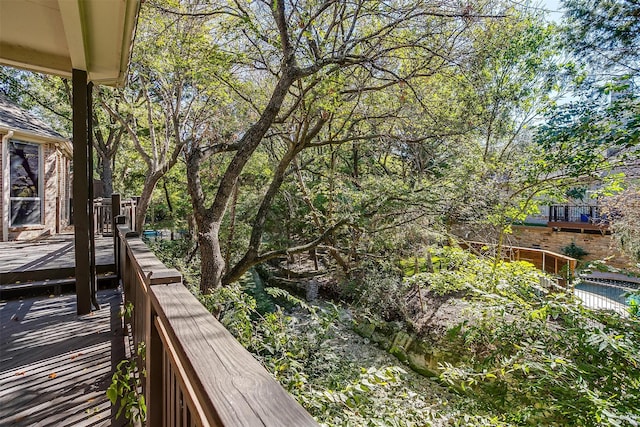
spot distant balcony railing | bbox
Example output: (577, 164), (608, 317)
(548, 205), (605, 225)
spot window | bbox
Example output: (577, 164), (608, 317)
(9, 141), (41, 226)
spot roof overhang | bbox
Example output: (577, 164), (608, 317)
(0, 0), (140, 87)
(0, 126), (73, 157)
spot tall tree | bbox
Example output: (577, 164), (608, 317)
(92, 88), (126, 198)
(563, 0), (640, 75)
(164, 0), (506, 291)
(545, 0), (640, 158)
(101, 5), (228, 232)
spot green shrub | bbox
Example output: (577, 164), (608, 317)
(345, 262), (410, 322)
(197, 283), (442, 426)
(433, 260), (640, 425)
(561, 242), (589, 259)
(107, 343), (147, 423)
(400, 247), (640, 425)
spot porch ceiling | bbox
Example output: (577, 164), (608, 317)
(0, 0), (140, 87)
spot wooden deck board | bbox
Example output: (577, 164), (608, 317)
(0, 234), (115, 275)
(0, 289), (126, 427)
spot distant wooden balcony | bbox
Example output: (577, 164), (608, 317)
(0, 195), (318, 426)
(548, 205), (610, 233)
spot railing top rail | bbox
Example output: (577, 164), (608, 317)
(463, 241), (577, 263)
(93, 197), (112, 203)
(93, 197), (138, 206)
(581, 271), (640, 286)
(117, 225), (182, 285)
(151, 283), (319, 426)
(116, 224), (318, 426)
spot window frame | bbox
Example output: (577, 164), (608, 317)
(8, 140), (43, 227)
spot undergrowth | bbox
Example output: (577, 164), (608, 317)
(196, 283), (447, 426)
(148, 240), (640, 426)
(408, 247), (640, 426)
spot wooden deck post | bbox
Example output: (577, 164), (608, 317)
(112, 194), (121, 276)
(87, 82), (98, 310)
(569, 259), (576, 283)
(72, 69), (92, 315)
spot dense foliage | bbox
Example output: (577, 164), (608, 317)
(197, 283), (450, 426)
(409, 248), (640, 426)
(150, 239), (640, 426)
(112, 0), (640, 423)
(562, 0), (640, 73)
(3, 0), (640, 424)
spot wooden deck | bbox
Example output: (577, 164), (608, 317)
(0, 234), (115, 288)
(0, 289), (126, 427)
(547, 221), (609, 233)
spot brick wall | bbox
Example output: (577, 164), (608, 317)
(453, 224), (636, 270)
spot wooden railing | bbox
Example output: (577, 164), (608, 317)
(93, 198), (113, 236)
(94, 195), (138, 236)
(115, 224), (317, 426)
(461, 241), (577, 287)
(121, 198), (138, 232)
(548, 204), (603, 224)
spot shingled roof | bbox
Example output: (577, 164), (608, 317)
(0, 93), (68, 143)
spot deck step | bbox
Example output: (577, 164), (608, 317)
(0, 274), (119, 296)
(0, 278), (76, 292)
(0, 264), (116, 286)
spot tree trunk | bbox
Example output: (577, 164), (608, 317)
(198, 219), (226, 292)
(135, 173), (162, 233)
(352, 143), (359, 180)
(186, 4), (299, 290)
(225, 182), (239, 266)
(163, 178), (173, 213)
(100, 152), (114, 198)
(222, 116), (328, 285)
(187, 71), (297, 291)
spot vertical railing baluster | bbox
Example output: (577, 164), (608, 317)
(148, 309), (163, 425)
(170, 361), (176, 427)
